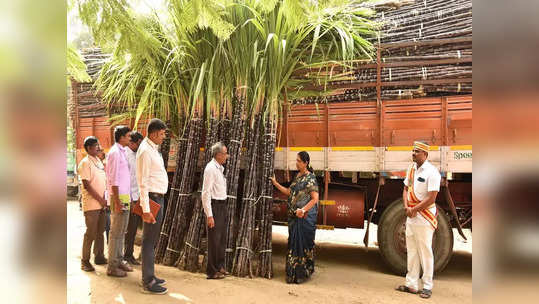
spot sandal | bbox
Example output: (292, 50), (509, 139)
(219, 268), (230, 276)
(207, 273), (225, 280)
(396, 285), (418, 294)
(419, 289), (432, 299)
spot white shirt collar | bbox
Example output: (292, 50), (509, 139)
(416, 160), (431, 171)
(212, 158), (223, 170)
(145, 137), (159, 150)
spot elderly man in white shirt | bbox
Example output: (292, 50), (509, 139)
(136, 119), (169, 294)
(124, 131), (144, 266)
(396, 141), (441, 299)
(201, 142), (229, 279)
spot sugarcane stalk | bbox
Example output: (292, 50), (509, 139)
(155, 119), (188, 263)
(162, 118), (202, 266)
(224, 95), (247, 272)
(178, 117), (219, 272)
(232, 115), (262, 277)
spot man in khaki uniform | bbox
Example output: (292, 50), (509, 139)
(78, 136), (108, 271)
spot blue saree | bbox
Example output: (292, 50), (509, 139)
(286, 172), (319, 284)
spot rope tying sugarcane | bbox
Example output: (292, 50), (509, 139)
(185, 242), (199, 250)
(243, 195), (273, 207)
(236, 247), (253, 253)
(166, 247), (180, 254)
(227, 195), (237, 199)
(225, 248), (234, 253)
(160, 232), (169, 236)
(259, 249), (272, 253)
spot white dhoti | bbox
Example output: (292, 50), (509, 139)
(405, 221), (435, 291)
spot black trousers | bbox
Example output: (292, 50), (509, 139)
(124, 200), (141, 259)
(142, 193), (164, 285)
(207, 199), (227, 277)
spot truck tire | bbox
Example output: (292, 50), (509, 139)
(377, 199), (453, 276)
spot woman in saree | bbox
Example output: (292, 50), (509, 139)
(271, 151), (319, 284)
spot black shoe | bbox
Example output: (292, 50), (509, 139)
(141, 279), (168, 295)
(94, 256), (108, 265)
(81, 260), (95, 272)
(419, 289), (432, 299)
(125, 256), (140, 266)
(139, 276), (166, 287)
(154, 276), (166, 286)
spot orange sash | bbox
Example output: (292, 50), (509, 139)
(407, 165), (438, 229)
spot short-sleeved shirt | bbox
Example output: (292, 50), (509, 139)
(78, 155), (106, 212)
(404, 160), (441, 226)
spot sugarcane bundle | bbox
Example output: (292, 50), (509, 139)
(359, 0), (416, 11)
(162, 118), (202, 266)
(160, 125), (172, 171)
(223, 96), (247, 272)
(232, 115), (262, 278)
(177, 117), (219, 272)
(218, 101), (232, 148)
(155, 120), (189, 264)
(291, 0), (472, 104)
(294, 78), (472, 105)
(256, 118), (276, 278)
(373, 0), (472, 44)
(81, 48), (111, 80)
(352, 64), (471, 82)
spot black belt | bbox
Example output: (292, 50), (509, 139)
(149, 192), (164, 198)
(212, 199), (226, 204)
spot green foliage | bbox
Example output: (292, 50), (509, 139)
(67, 44), (91, 83)
(76, 0), (378, 132)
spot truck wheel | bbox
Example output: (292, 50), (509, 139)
(377, 199), (453, 276)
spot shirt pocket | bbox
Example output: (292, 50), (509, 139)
(414, 174), (428, 195)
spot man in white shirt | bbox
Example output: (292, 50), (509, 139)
(201, 142), (229, 279)
(396, 141), (441, 299)
(136, 119), (169, 294)
(124, 131), (144, 265)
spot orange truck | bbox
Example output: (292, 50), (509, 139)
(71, 91), (471, 275)
(71, 33), (472, 275)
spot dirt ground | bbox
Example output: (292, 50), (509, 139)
(67, 200), (472, 304)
